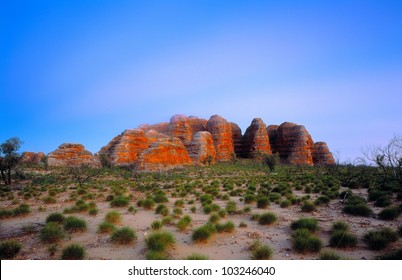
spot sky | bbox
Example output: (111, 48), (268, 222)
(1, 0), (402, 162)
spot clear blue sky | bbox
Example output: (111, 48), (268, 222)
(1, 0), (402, 162)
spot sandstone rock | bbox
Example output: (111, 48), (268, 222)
(99, 129), (151, 166)
(312, 142), (335, 165)
(168, 114), (193, 145)
(267, 125), (279, 154)
(275, 122), (314, 165)
(48, 143), (97, 167)
(230, 122), (243, 157)
(137, 122), (170, 134)
(188, 116), (208, 134)
(242, 118), (271, 158)
(187, 131), (216, 164)
(20, 152), (45, 165)
(206, 115), (234, 162)
(136, 137), (193, 171)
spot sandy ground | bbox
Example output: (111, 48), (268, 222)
(0, 184), (401, 260)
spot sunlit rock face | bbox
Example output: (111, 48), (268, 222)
(242, 118), (272, 158)
(312, 142), (336, 166)
(48, 143), (97, 167)
(274, 122), (314, 165)
(206, 115), (234, 162)
(135, 137), (193, 171)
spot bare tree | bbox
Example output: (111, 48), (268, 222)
(0, 137), (22, 185)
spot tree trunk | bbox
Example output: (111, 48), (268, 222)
(0, 169), (6, 185)
(7, 166), (11, 185)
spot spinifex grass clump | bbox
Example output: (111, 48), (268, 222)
(151, 220), (163, 230)
(105, 210), (122, 224)
(319, 250), (343, 260)
(225, 201), (237, 215)
(258, 212), (278, 225)
(142, 198), (155, 210)
(364, 227), (398, 250)
(329, 220), (357, 248)
(378, 206), (400, 220)
(256, 197), (270, 209)
(111, 227), (137, 245)
(343, 195), (373, 217)
(61, 244), (85, 260)
(291, 218), (318, 232)
(376, 248), (402, 260)
(110, 196), (130, 207)
(249, 240), (273, 260)
(145, 231), (175, 252)
(0, 240), (22, 259)
(291, 228), (323, 253)
(186, 253), (209, 260)
(215, 220), (235, 233)
(97, 221), (116, 234)
(301, 200), (316, 212)
(0, 204), (30, 219)
(155, 204), (169, 216)
(40, 222), (65, 243)
(46, 212), (65, 224)
(176, 215), (192, 231)
(64, 216), (87, 232)
(192, 223), (216, 243)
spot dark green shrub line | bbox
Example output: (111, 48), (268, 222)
(145, 231), (175, 252)
(0, 204), (30, 219)
(61, 244), (85, 260)
(364, 228), (398, 250)
(0, 240), (22, 259)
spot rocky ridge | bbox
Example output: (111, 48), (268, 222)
(44, 114), (335, 170)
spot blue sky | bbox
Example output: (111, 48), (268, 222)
(1, 0), (402, 162)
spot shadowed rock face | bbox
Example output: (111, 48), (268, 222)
(230, 122), (243, 157)
(48, 144), (97, 167)
(20, 152), (45, 165)
(312, 142), (335, 165)
(206, 115), (234, 162)
(187, 131), (216, 165)
(242, 118), (272, 158)
(267, 125), (279, 154)
(135, 137), (193, 171)
(275, 122), (314, 165)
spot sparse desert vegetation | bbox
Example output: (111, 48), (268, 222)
(1, 155), (402, 259)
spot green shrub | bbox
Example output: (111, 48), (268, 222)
(301, 200), (316, 212)
(142, 198), (155, 210)
(292, 228), (323, 253)
(97, 221), (116, 234)
(251, 243), (273, 260)
(177, 215), (192, 231)
(173, 207), (183, 217)
(374, 196), (392, 207)
(244, 194), (256, 204)
(258, 212), (278, 225)
(151, 220), (163, 230)
(376, 248), (402, 260)
(329, 230), (358, 248)
(215, 221), (235, 233)
(192, 223), (216, 242)
(280, 199), (291, 208)
(225, 201), (237, 215)
(319, 250), (343, 260)
(331, 221), (349, 232)
(186, 253), (209, 260)
(364, 228), (398, 250)
(343, 196), (373, 217)
(146, 250), (169, 260)
(209, 213), (220, 224)
(314, 195), (330, 206)
(46, 213), (65, 224)
(111, 196), (130, 207)
(40, 222), (65, 243)
(256, 197), (270, 209)
(378, 207), (400, 220)
(105, 210), (121, 224)
(174, 199), (185, 208)
(155, 204), (169, 216)
(111, 227), (137, 244)
(61, 244), (85, 260)
(145, 231), (175, 252)
(0, 240), (22, 259)
(291, 218), (318, 232)
(64, 216), (87, 232)
(153, 193), (169, 203)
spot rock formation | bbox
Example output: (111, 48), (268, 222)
(266, 125), (280, 154)
(135, 137), (193, 171)
(312, 142), (335, 165)
(206, 115), (234, 162)
(230, 122), (243, 157)
(137, 122), (170, 134)
(20, 152), (45, 165)
(48, 143), (97, 167)
(187, 131), (216, 164)
(168, 114), (194, 145)
(242, 118), (271, 158)
(274, 122), (314, 165)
